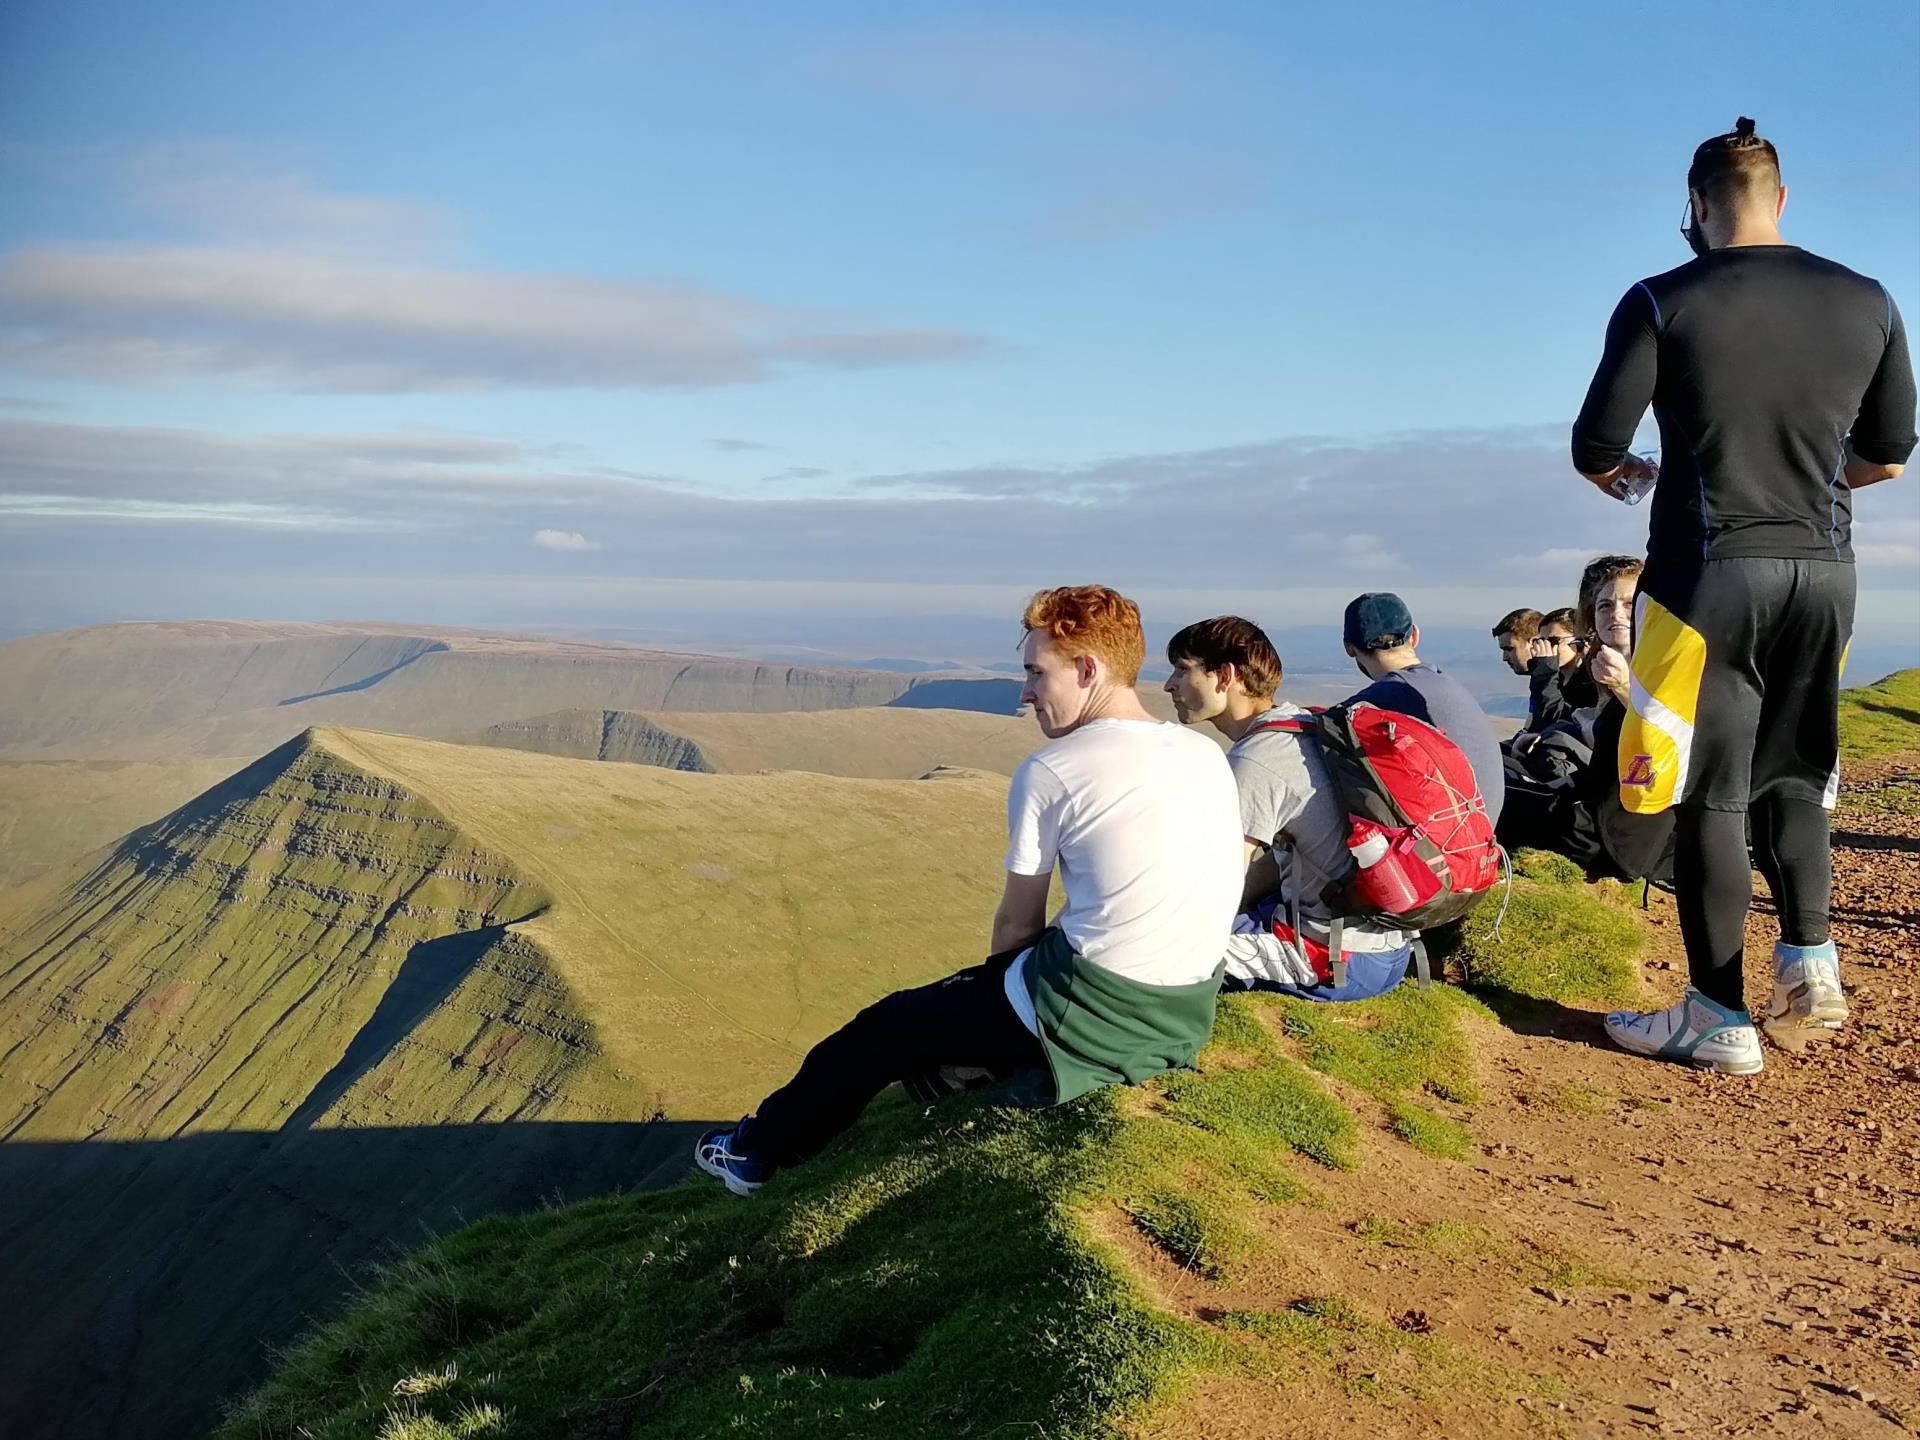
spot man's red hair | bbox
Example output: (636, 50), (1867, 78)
(1022, 585), (1145, 686)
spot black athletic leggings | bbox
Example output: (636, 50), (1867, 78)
(746, 954), (1045, 1170)
(1676, 796), (1831, 1011)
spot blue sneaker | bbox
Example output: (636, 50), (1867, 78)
(1764, 941), (1847, 1052)
(694, 1119), (773, 1196)
(1603, 988), (1764, 1075)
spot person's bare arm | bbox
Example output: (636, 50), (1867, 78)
(1844, 442), (1905, 489)
(1240, 841), (1280, 911)
(1579, 453), (1659, 494)
(990, 871), (1052, 955)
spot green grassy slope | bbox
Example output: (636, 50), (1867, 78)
(215, 863), (1647, 1440)
(1836, 667), (1920, 762)
(462, 705), (1041, 779)
(0, 731), (566, 1140)
(0, 753), (252, 888)
(0, 727), (1015, 1439)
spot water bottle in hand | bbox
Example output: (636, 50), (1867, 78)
(1609, 452), (1659, 506)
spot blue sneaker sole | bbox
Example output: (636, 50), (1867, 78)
(693, 1145), (763, 1197)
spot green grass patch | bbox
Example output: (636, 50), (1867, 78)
(1892, 1230), (1920, 1247)
(1352, 1216), (1627, 1293)
(1837, 771), (1920, 821)
(1209, 984), (1490, 1160)
(1121, 1186), (1261, 1282)
(220, 1093), (1206, 1440)
(1273, 985), (1483, 1105)
(1457, 878), (1643, 1009)
(1386, 1101), (1474, 1160)
(1837, 668), (1920, 762)
(376, 1402), (509, 1440)
(1209, 1297), (1560, 1412)
(1551, 1083), (1612, 1115)
(1352, 1218), (1502, 1258)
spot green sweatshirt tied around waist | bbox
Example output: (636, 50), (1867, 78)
(1013, 926), (1225, 1107)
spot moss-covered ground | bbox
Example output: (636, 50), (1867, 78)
(218, 855), (1647, 1440)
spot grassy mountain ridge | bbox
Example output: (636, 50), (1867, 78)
(461, 705), (1041, 778)
(0, 725), (1016, 1439)
(0, 621), (1019, 761)
(0, 728), (559, 1140)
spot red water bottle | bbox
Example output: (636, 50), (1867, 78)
(1348, 819), (1438, 914)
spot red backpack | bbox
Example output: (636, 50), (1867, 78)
(1249, 701), (1502, 987)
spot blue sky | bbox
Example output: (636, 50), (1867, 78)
(1, 1), (1915, 670)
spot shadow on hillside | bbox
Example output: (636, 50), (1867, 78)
(277, 642), (449, 706)
(885, 678), (1024, 713)
(284, 926), (506, 1130)
(0, 1118), (714, 1440)
(1833, 829), (1920, 856)
(1853, 700), (1920, 728)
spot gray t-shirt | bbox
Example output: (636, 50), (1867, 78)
(1229, 705), (1401, 949)
(1350, 664), (1505, 827)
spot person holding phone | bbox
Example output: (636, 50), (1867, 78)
(1571, 118), (1914, 1075)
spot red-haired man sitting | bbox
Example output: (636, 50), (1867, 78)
(695, 585), (1243, 1195)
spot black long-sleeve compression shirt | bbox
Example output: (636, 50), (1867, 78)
(1571, 245), (1916, 567)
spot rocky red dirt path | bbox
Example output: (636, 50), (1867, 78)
(1141, 755), (1919, 1440)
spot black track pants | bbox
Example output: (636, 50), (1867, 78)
(746, 954), (1044, 1170)
(1675, 796), (1832, 1011)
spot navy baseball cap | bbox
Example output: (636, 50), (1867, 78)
(1343, 592), (1415, 650)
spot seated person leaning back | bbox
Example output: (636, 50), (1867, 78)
(1163, 616), (1412, 1000)
(693, 584), (1245, 1197)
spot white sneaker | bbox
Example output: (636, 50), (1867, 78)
(1604, 989), (1764, 1075)
(1763, 942), (1847, 1053)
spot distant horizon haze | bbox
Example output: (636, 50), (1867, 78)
(0, 5), (1914, 665)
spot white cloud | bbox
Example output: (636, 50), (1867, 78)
(0, 247), (985, 393)
(6, 418), (1911, 635)
(532, 529), (600, 552)
(1515, 546), (1609, 571)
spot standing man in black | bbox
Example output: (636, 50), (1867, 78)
(1571, 117), (1914, 1075)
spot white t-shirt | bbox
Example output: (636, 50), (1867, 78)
(1001, 718), (1244, 1032)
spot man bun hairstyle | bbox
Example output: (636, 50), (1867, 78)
(1492, 607), (1543, 643)
(1022, 584), (1147, 686)
(1576, 554), (1643, 636)
(1166, 615), (1283, 699)
(1688, 115), (1780, 211)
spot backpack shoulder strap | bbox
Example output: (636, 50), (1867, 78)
(1245, 713), (1316, 738)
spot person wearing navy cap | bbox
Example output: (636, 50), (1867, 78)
(1341, 593), (1504, 831)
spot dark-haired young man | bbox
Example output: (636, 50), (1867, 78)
(1163, 616), (1411, 997)
(1572, 118), (1914, 1075)
(1493, 608), (1544, 676)
(1523, 606), (1589, 733)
